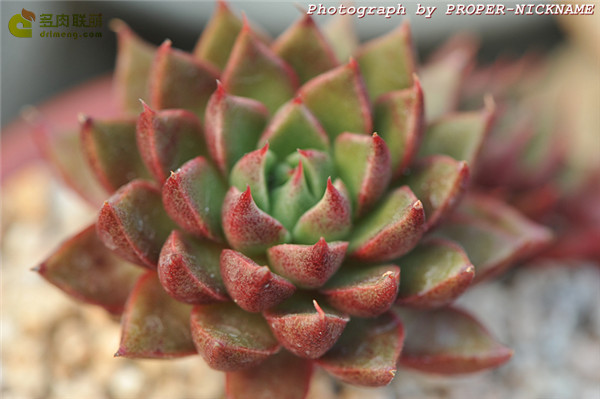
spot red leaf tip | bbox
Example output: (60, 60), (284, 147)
(313, 299), (326, 321)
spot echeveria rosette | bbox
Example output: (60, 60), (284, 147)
(36, 2), (553, 397)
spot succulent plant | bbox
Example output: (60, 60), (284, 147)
(34, 2), (554, 397)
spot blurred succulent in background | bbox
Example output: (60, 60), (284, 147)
(33, 1), (556, 397)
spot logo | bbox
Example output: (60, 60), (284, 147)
(9, 8), (35, 38)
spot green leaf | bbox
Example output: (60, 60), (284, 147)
(396, 238), (474, 308)
(270, 161), (317, 231)
(397, 307), (513, 374)
(204, 82), (269, 175)
(356, 22), (416, 100)
(259, 97), (329, 160)
(230, 144), (275, 212)
(223, 23), (298, 113)
(111, 20), (156, 114)
(349, 186), (425, 262)
(37, 224), (143, 315)
(322, 12), (357, 63)
(149, 40), (218, 119)
(273, 14), (338, 83)
(317, 312), (404, 387)
(116, 272), (196, 358)
(190, 302), (280, 371)
(374, 80), (424, 178)
(299, 59), (372, 141)
(80, 116), (150, 192)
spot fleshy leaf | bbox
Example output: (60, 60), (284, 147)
(289, 149), (334, 198)
(396, 239), (474, 308)
(317, 312), (404, 387)
(270, 161), (317, 231)
(229, 144), (274, 212)
(80, 116), (150, 193)
(400, 155), (469, 230)
(397, 307), (513, 374)
(193, 0), (243, 70)
(222, 22), (298, 113)
(299, 59), (372, 141)
(111, 20), (156, 114)
(434, 193), (553, 282)
(204, 82), (269, 175)
(149, 40), (219, 118)
(420, 36), (476, 122)
(418, 102), (495, 169)
(190, 302), (280, 371)
(226, 350), (312, 399)
(136, 103), (207, 183)
(116, 272), (196, 358)
(36, 224), (144, 315)
(157, 230), (228, 304)
(33, 122), (106, 205)
(293, 178), (352, 244)
(220, 250), (296, 312)
(272, 14), (338, 83)
(267, 238), (348, 289)
(97, 180), (174, 268)
(222, 187), (290, 255)
(349, 186), (425, 262)
(374, 79), (425, 178)
(259, 97), (329, 160)
(356, 21), (415, 100)
(322, 12), (358, 63)
(162, 156), (226, 241)
(263, 295), (349, 359)
(321, 264), (400, 318)
(334, 133), (392, 216)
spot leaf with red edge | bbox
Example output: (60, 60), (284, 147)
(229, 144), (275, 212)
(158, 230), (228, 304)
(322, 12), (357, 63)
(162, 156), (226, 242)
(356, 21), (416, 100)
(418, 101), (495, 169)
(259, 97), (329, 160)
(193, 0), (243, 70)
(272, 14), (338, 83)
(349, 186), (425, 262)
(111, 19), (156, 114)
(435, 193), (553, 282)
(299, 59), (372, 141)
(222, 186), (290, 255)
(396, 239), (474, 308)
(317, 312), (404, 387)
(397, 307), (513, 374)
(400, 155), (469, 230)
(204, 82), (268, 175)
(222, 21), (298, 113)
(80, 116), (150, 193)
(293, 178), (352, 245)
(267, 238), (348, 289)
(36, 224), (143, 315)
(226, 350), (312, 399)
(136, 103), (207, 183)
(220, 249), (295, 312)
(190, 302), (280, 371)
(321, 264), (400, 318)
(149, 40), (219, 119)
(288, 149), (334, 198)
(33, 121), (106, 206)
(374, 79), (425, 178)
(116, 271), (196, 358)
(263, 295), (349, 359)
(97, 180), (175, 268)
(420, 35), (478, 122)
(334, 133), (392, 217)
